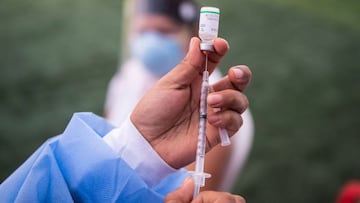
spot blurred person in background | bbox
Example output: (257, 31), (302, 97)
(104, 0), (254, 192)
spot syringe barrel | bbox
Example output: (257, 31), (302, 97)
(195, 71), (209, 173)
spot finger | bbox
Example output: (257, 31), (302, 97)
(234, 195), (247, 203)
(208, 110), (243, 135)
(206, 38), (230, 71)
(212, 65), (252, 92)
(193, 191), (246, 203)
(165, 37), (230, 87)
(207, 90), (249, 114)
(164, 178), (194, 203)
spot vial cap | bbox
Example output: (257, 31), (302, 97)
(200, 7), (220, 14)
(200, 43), (214, 52)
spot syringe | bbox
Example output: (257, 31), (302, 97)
(190, 53), (212, 197)
(191, 53), (231, 197)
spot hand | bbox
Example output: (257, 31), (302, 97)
(164, 178), (246, 203)
(131, 37), (252, 168)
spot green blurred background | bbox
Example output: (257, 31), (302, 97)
(1, 0), (359, 202)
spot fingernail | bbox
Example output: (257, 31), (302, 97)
(207, 94), (222, 105)
(208, 114), (219, 123)
(225, 40), (230, 50)
(189, 37), (196, 47)
(184, 177), (192, 183)
(232, 68), (244, 79)
(182, 177), (193, 187)
(219, 38), (230, 50)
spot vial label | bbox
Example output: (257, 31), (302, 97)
(199, 8), (220, 42)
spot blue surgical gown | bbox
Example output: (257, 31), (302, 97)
(0, 112), (187, 202)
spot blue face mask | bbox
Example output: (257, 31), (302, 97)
(130, 32), (184, 77)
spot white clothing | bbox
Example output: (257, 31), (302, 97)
(103, 116), (177, 188)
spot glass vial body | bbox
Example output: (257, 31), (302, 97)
(199, 7), (220, 52)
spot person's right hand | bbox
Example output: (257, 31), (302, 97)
(131, 37), (252, 169)
(164, 178), (246, 203)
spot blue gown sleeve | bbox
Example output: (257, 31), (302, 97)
(0, 112), (187, 203)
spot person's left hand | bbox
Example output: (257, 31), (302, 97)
(131, 37), (252, 169)
(164, 178), (246, 203)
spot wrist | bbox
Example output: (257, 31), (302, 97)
(151, 141), (194, 169)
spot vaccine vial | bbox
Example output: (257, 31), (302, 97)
(199, 7), (220, 52)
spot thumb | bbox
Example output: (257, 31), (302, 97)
(164, 177), (195, 203)
(164, 37), (203, 87)
(164, 37), (229, 88)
